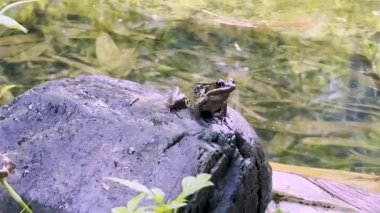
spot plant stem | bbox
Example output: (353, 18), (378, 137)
(0, 178), (33, 213)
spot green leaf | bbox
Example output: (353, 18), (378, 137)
(150, 188), (165, 204)
(96, 32), (120, 66)
(52, 55), (102, 74)
(0, 14), (28, 33)
(104, 177), (153, 196)
(178, 173), (214, 199)
(164, 200), (187, 209)
(111, 203), (148, 213)
(151, 206), (168, 213)
(172, 197), (186, 204)
(152, 200), (187, 212)
(274, 208), (284, 213)
(133, 208), (150, 213)
(111, 206), (128, 213)
(0, 0), (39, 14)
(0, 84), (17, 98)
(127, 193), (145, 212)
(0, 0), (39, 33)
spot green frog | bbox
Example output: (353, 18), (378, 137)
(169, 79), (236, 121)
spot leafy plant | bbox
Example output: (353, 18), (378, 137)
(104, 173), (214, 213)
(274, 208), (284, 213)
(0, 0), (39, 33)
(0, 84), (19, 106)
(0, 84), (17, 98)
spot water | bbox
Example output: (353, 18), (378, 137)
(0, 0), (379, 174)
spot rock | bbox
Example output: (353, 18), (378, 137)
(0, 75), (272, 213)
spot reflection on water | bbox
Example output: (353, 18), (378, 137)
(0, 0), (379, 174)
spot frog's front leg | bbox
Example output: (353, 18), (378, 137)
(191, 97), (204, 119)
(214, 103), (228, 121)
(192, 96), (209, 124)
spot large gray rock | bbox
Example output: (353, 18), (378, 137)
(0, 75), (272, 213)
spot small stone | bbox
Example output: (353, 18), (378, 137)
(128, 147), (136, 155)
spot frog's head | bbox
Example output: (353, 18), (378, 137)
(215, 78), (235, 91)
(192, 78), (236, 99)
(207, 78), (236, 96)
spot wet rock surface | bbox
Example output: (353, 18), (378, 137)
(0, 75), (272, 213)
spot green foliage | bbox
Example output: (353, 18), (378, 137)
(0, 84), (17, 97)
(0, 179), (33, 213)
(0, 0), (39, 33)
(0, 84), (17, 105)
(274, 208), (284, 213)
(104, 173), (214, 213)
(111, 193), (147, 213)
(177, 174), (214, 199)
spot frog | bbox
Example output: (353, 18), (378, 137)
(168, 79), (236, 122)
(191, 79), (236, 121)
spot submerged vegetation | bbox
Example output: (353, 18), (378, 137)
(0, 0), (379, 174)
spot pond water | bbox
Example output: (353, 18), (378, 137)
(0, 0), (379, 174)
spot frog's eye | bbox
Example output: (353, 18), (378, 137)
(216, 80), (225, 87)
